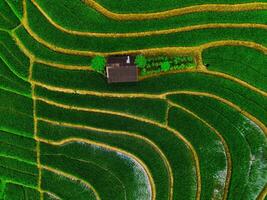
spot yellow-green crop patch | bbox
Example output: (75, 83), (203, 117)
(0, 0), (266, 199)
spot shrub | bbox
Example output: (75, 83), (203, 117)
(180, 64), (186, 69)
(161, 61), (171, 72)
(91, 56), (106, 73)
(187, 63), (196, 68)
(135, 55), (147, 69)
(187, 56), (194, 62)
(138, 55), (196, 76)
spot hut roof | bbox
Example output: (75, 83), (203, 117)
(106, 65), (138, 83)
(107, 55), (135, 66)
(106, 55), (138, 83)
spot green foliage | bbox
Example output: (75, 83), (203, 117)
(91, 55), (106, 73)
(139, 55), (195, 76)
(186, 56), (194, 62)
(161, 61), (171, 72)
(134, 54), (147, 68)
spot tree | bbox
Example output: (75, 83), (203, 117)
(134, 55), (147, 69)
(161, 61), (170, 72)
(91, 56), (106, 73)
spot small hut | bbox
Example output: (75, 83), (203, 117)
(106, 55), (138, 83)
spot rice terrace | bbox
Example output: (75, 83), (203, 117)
(0, 0), (267, 199)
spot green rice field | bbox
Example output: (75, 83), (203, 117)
(0, 0), (266, 199)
